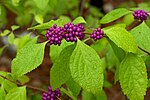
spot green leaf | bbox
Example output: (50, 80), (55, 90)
(5, 86), (26, 100)
(11, 25), (20, 31)
(105, 27), (138, 53)
(0, 86), (6, 100)
(11, 42), (47, 78)
(70, 39), (104, 94)
(50, 40), (73, 63)
(28, 16), (71, 30)
(14, 35), (38, 50)
(108, 39), (126, 61)
(12, 0), (20, 6)
(34, 14), (44, 24)
(2, 80), (17, 92)
(17, 75), (29, 84)
(100, 8), (131, 24)
(119, 53), (147, 100)
(1, 30), (10, 36)
(33, 0), (49, 10)
(8, 32), (15, 44)
(82, 90), (107, 100)
(50, 45), (75, 90)
(0, 45), (7, 56)
(60, 87), (76, 100)
(130, 22), (150, 54)
(72, 16), (86, 24)
(66, 78), (81, 97)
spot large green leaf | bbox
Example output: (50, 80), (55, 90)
(11, 42), (47, 78)
(50, 45), (75, 90)
(100, 8), (131, 24)
(33, 0), (49, 10)
(66, 78), (81, 97)
(5, 86), (26, 100)
(119, 53), (147, 100)
(105, 27), (138, 53)
(69, 39), (103, 94)
(50, 40), (73, 63)
(130, 22), (150, 54)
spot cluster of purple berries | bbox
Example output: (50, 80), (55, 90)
(63, 23), (85, 42)
(46, 25), (64, 45)
(90, 28), (104, 41)
(133, 10), (149, 21)
(42, 86), (61, 100)
(46, 23), (85, 45)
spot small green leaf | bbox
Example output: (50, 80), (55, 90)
(50, 40), (73, 63)
(34, 14), (44, 24)
(70, 39), (103, 94)
(0, 86), (6, 100)
(5, 86), (26, 100)
(8, 32), (15, 44)
(11, 42), (47, 78)
(72, 16), (86, 24)
(17, 75), (29, 84)
(105, 27), (138, 53)
(66, 78), (81, 97)
(33, 0), (49, 10)
(1, 30), (10, 36)
(11, 25), (20, 31)
(0, 45), (7, 56)
(50, 45), (75, 90)
(130, 22), (150, 54)
(100, 8), (131, 24)
(119, 53), (147, 100)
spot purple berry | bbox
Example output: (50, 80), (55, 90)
(63, 22), (85, 42)
(133, 10), (149, 21)
(90, 28), (104, 41)
(46, 24), (64, 46)
(42, 86), (61, 100)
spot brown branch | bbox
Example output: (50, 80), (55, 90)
(126, 20), (142, 31)
(138, 46), (150, 55)
(0, 75), (47, 93)
(79, 0), (86, 16)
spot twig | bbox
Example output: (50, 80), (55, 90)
(138, 46), (150, 55)
(0, 75), (47, 93)
(126, 20), (142, 31)
(79, 0), (86, 16)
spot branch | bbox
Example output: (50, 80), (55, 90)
(138, 46), (150, 55)
(79, 0), (86, 16)
(0, 75), (47, 93)
(126, 20), (142, 31)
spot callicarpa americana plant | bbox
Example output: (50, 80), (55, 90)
(0, 1), (150, 100)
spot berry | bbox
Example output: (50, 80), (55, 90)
(90, 28), (104, 41)
(133, 10), (149, 21)
(63, 22), (85, 42)
(46, 25), (64, 45)
(42, 86), (61, 100)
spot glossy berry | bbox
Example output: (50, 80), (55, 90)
(63, 22), (85, 42)
(133, 10), (149, 21)
(42, 86), (61, 100)
(90, 28), (104, 41)
(46, 25), (64, 45)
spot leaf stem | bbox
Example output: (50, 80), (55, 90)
(83, 38), (91, 42)
(0, 75), (47, 93)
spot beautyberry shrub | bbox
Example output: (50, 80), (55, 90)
(63, 22), (85, 42)
(133, 10), (149, 21)
(90, 28), (104, 41)
(42, 86), (61, 100)
(46, 25), (64, 45)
